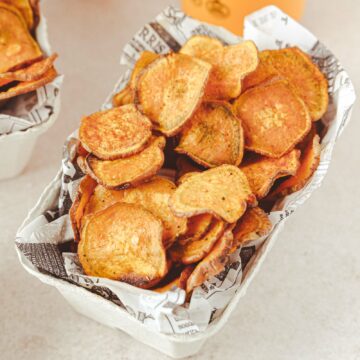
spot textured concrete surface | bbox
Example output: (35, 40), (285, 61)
(0, 1), (359, 359)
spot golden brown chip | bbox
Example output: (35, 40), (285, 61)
(129, 51), (159, 89)
(170, 218), (225, 264)
(85, 136), (165, 189)
(0, 66), (56, 100)
(231, 207), (271, 252)
(178, 213), (213, 245)
(175, 156), (202, 183)
(112, 85), (133, 107)
(84, 177), (187, 249)
(78, 203), (167, 288)
(69, 175), (98, 242)
(135, 53), (211, 136)
(0, 3), (42, 73)
(233, 79), (312, 158)
(112, 52), (159, 107)
(79, 104), (152, 160)
(154, 265), (194, 293)
(186, 229), (233, 293)
(240, 149), (301, 199)
(0, 53), (57, 87)
(176, 102), (244, 168)
(1, 0), (35, 29)
(246, 48), (329, 121)
(180, 36), (258, 100)
(269, 134), (321, 197)
(170, 165), (256, 223)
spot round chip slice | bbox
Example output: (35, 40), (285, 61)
(170, 165), (256, 223)
(0, 66), (57, 100)
(233, 79), (312, 158)
(85, 136), (165, 189)
(79, 104), (152, 160)
(84, 177), (187, 249)
(2, 0), (34, 29)
(186, 230), (233, 293)
(112, 85), (134, 107)
(0, 3), (42, 73)
(178, 213), (213, 245)
(231, 207), (272, 252)
(270, 134), (321, 198)
(240, 149), (301, 199)
(176, 102), (244, 168)
(170, 218), (225, 264)
(135, 53), (212, 136)
(180, 36), (259, 100)
(0, 53), (57, 87)
(78, 202), (167, 288)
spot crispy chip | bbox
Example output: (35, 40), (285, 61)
(231, 207), (271, 252)
(135, 53), (211, 136)
(270, 133), (321, 197)
(180, 36), (259, 100)
(154, 265), (194, 293)
(170, 218), (225, 264)
(85, 136), (165, 189)
(176, 102), (244, 167)
(233, 79), (312, 158)
(112, 52), (159, 107)
(175, 156), (202, 183)
(84, 177), (187, 248)
(186, 230), (233, 293)
(170, 165), (256, 223)
(245, 48), (329, 121)
(78, 203), (167, 288)
(112, 85), (133, 107)
(0, 3), (42, 73)
(178, 213), (213, 245)
(79, 104), (152, 160)
(0, 53), (57, 87)
(1, 0), (34, 29)
(69, 175), (97, 242)
(240, 149), (301, 199)
(0, 66), (56, 100)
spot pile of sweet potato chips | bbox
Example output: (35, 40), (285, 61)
(0, 0), (57, 102)
(71, 35), (327, 294)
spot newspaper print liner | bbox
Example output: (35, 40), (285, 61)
(16, 6), (356, 335)
(0, 3), (63, 136)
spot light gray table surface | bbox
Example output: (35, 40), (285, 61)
(0, 1), (359, 359)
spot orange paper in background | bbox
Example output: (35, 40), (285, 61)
(182, 0), (306, 35)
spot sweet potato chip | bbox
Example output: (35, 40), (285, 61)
(176, 102), (244, 168)
(186, 229), (233, 293)
(135, 53), (211, 136)
(78, 203), (167, 288)
(175, 156), (202, 183)
(0, 53), (57, 87)
(0, 66), (56, 100)
(178, 213), (213, 245)
(0, 3), (42, 73)
(170, 165), (256, 223)
(84, 177), (187, 248)
(231, 207), (271, 252)
(170, 218), (225, 264)
(245, 48), (328, 121)
(180, 36), (259, 100)
(79, 104), (152, 160)
(69, 175), (97, 242)
(270, 133), (321, 197)
(233, 79), (312, 158)
(240, 149), (301, 199)
(112, 52), (159, 107)
(154, 265), (194, 293)
(112, 85), (133, 107)
(85, 136), (165, 189)
(1, 0), (34, 29)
